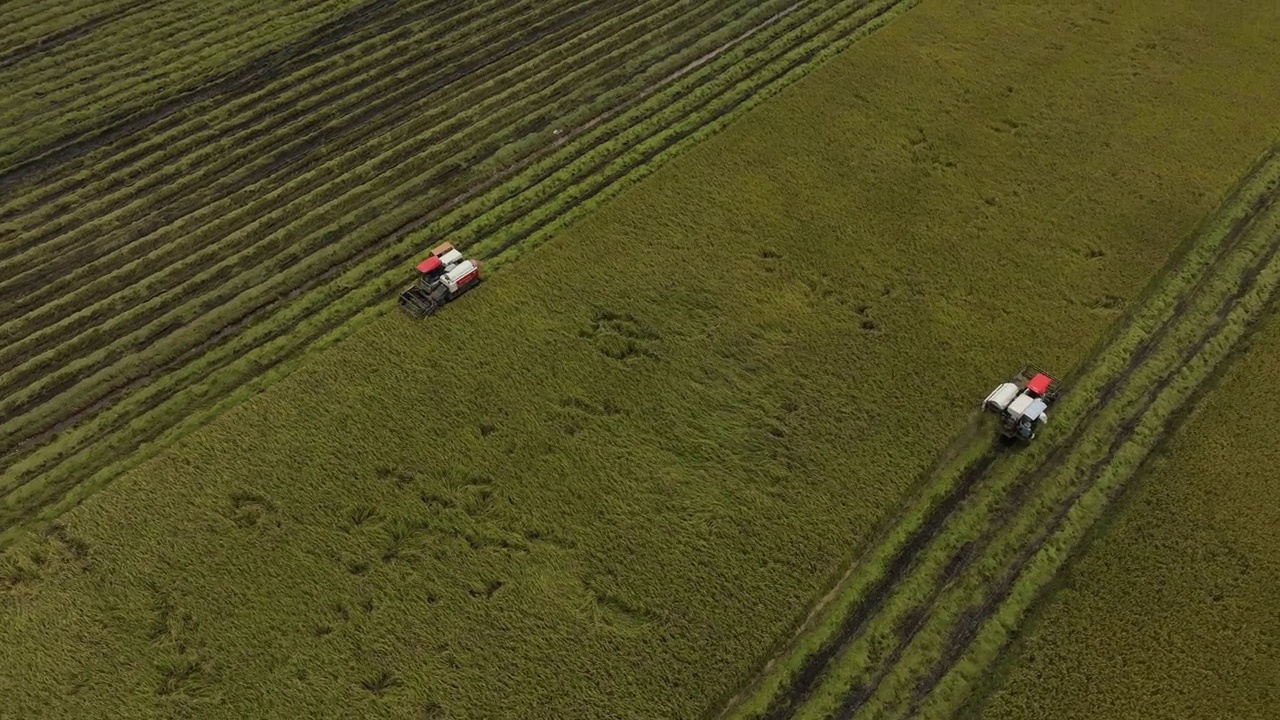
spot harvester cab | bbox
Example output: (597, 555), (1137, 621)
(982, 365), (1061, 441)
(397, 241), (481, 318)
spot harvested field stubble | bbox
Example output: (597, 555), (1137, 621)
(4, 0), (1280, 718)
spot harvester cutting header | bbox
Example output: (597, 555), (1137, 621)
(397, 241), (481, 318)
(982, 365), (1061, 441)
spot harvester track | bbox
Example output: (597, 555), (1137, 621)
(718, 143), (1280, 720)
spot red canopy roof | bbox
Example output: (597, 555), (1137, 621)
(416, 255), (442, 274)
(1026, 373), (1052, 396)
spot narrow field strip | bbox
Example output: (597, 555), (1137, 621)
(5, 0), (279, 105)
(0, 0), (919, 541)
(721, 143), (1280, 720)
(0, 0), (194, 76)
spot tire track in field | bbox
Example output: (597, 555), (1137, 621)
(827, 164), (1280, 718)
(0, 0), (918, 536)
(0, 0), (163, 71)
(730, 145), (1280, 720)
(894, 178), (1280, 719)
(710, 409), (992, 720)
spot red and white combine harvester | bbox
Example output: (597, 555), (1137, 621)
(982, 365), (1061, 441)
(397, 241), (481, 318)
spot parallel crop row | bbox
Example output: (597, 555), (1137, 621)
(0, 0), (137, 54)
(721, 144), (1280, 720)
(0, 0), (919, 543)
(0, 0), (366, 164)
(0, 0), (147, 71)
(0, 0), (527, 252)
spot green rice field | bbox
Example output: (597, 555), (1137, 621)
(2, 1), (1279, 718)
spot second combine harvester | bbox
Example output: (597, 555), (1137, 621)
(982, 365), (1061, 441)
(397, 242), (481, 318)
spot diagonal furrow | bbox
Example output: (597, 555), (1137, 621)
(0, 0), (165, 71)
(0, 0), (409, 188)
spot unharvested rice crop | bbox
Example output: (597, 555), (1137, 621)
(3, 1), (1280, 718)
